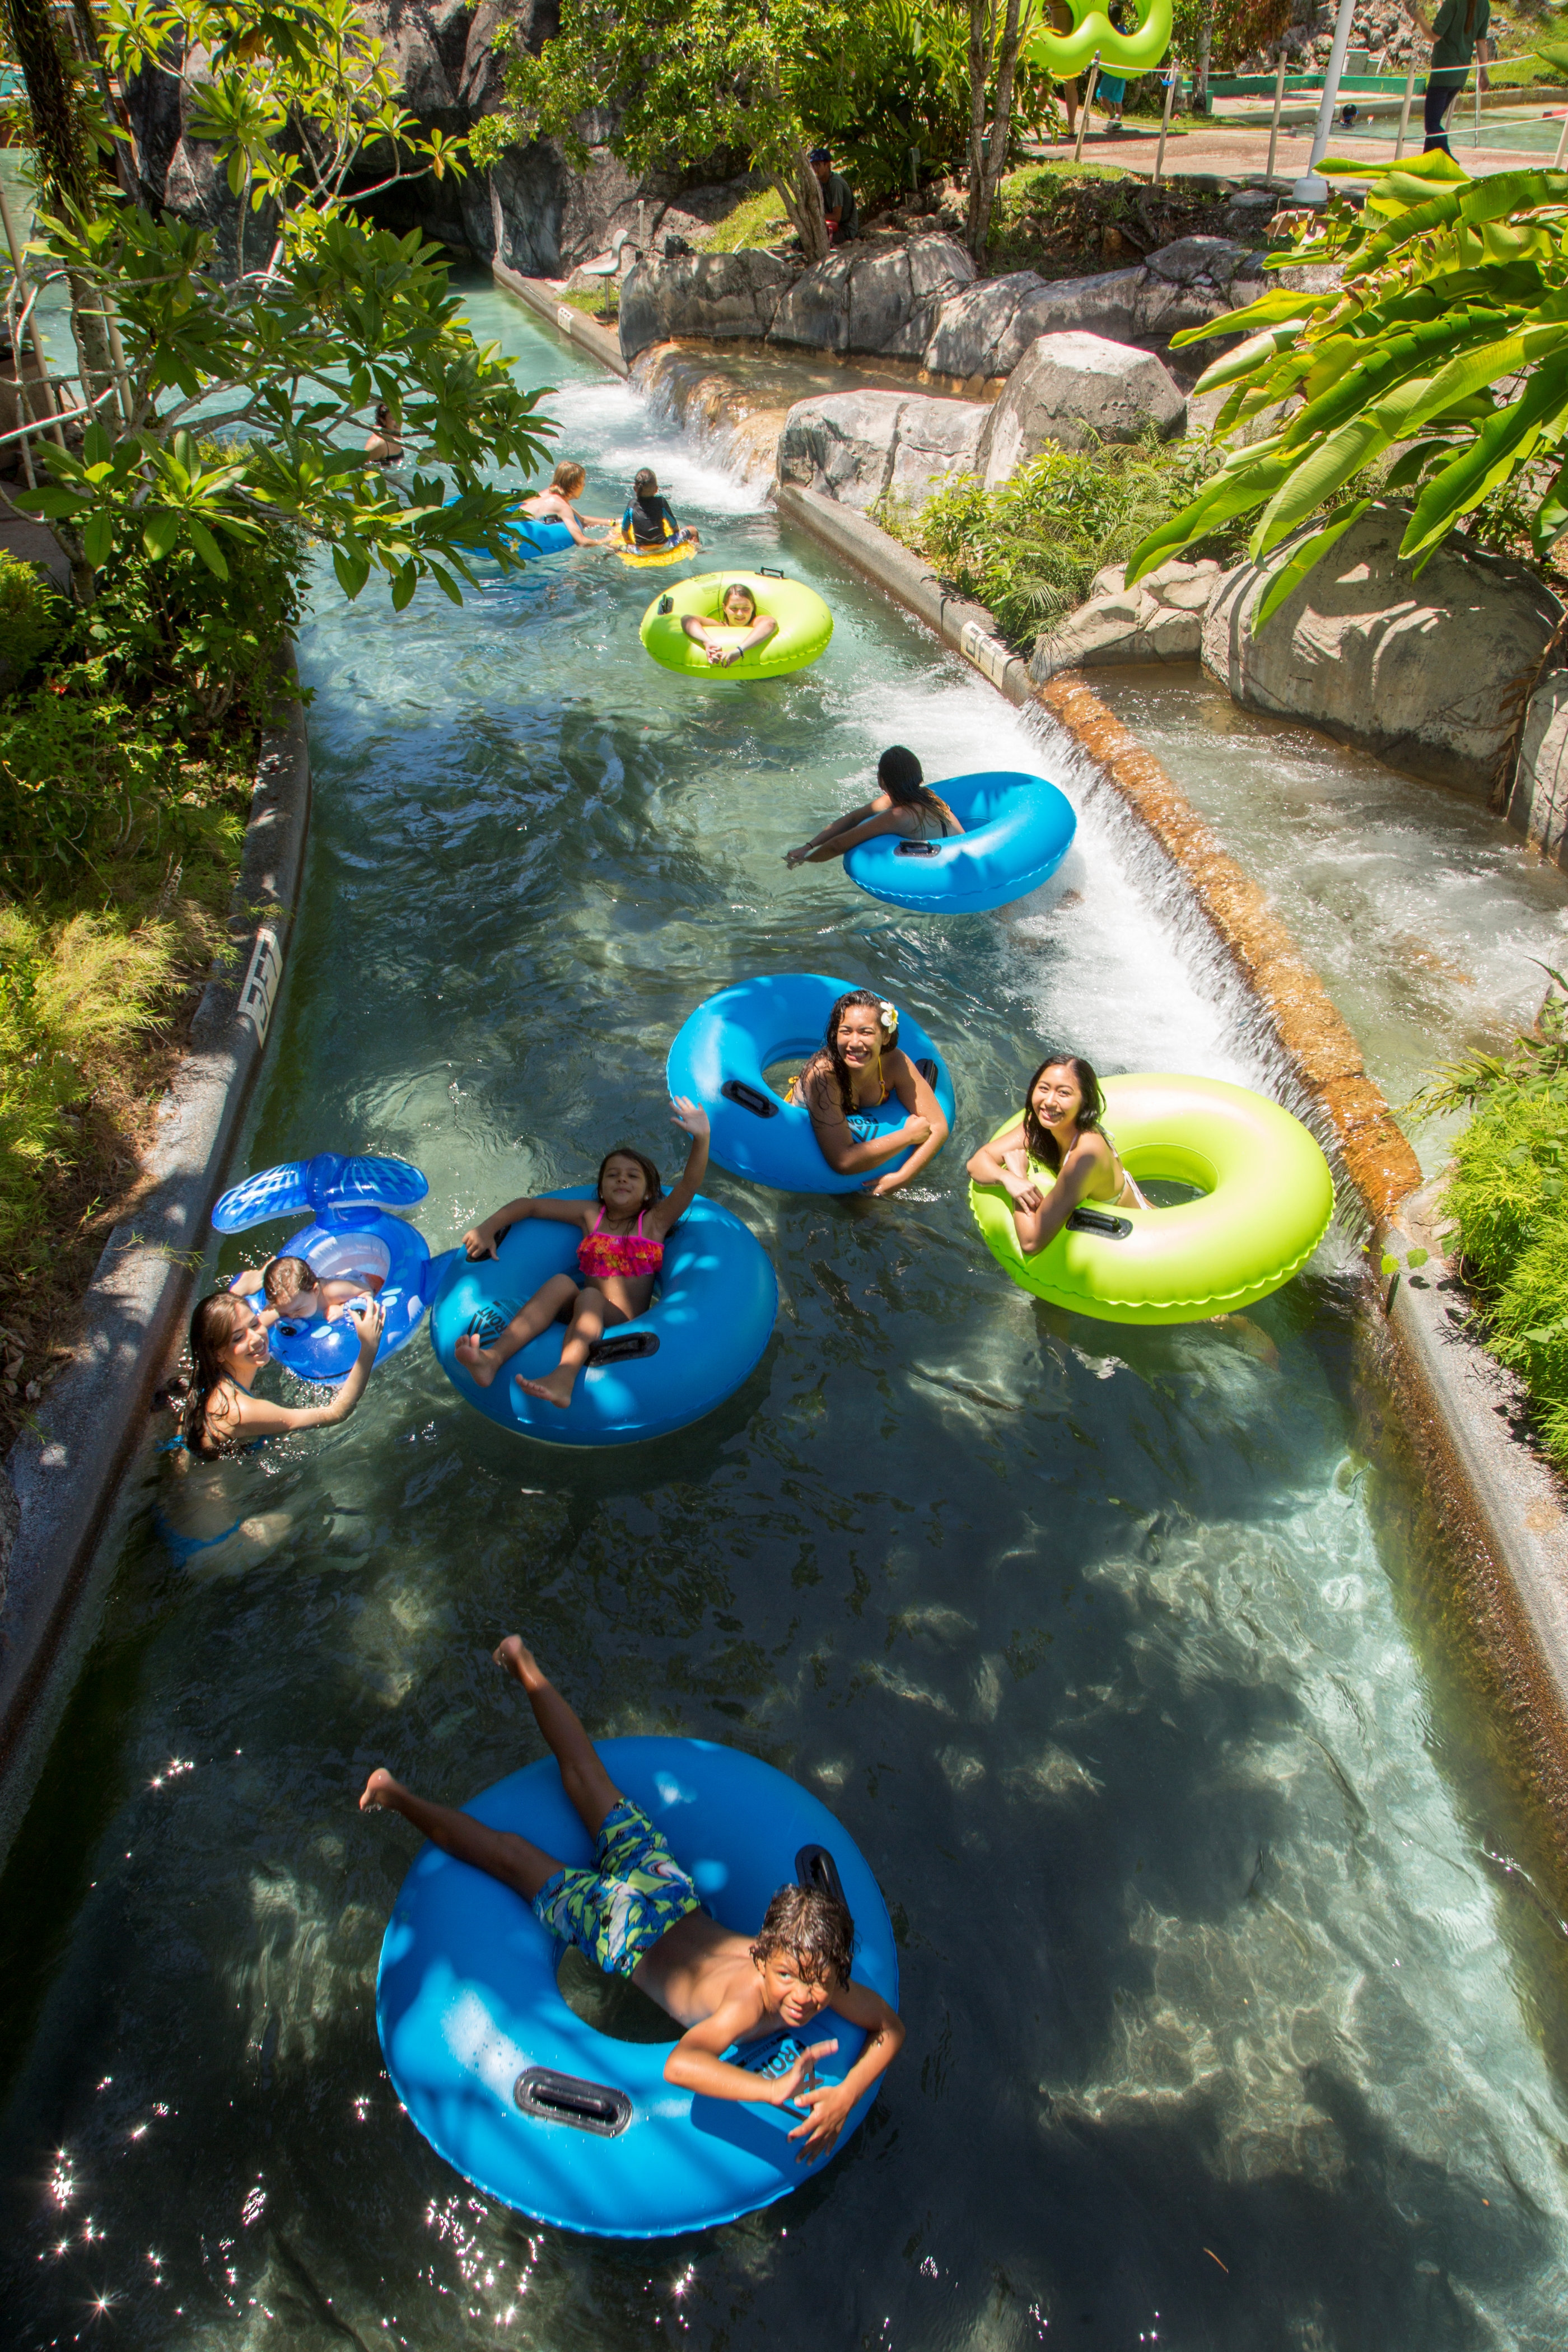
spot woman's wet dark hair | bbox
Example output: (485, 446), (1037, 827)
(1021, 1053), (1104, 1172)
(877, 745), (958, 834)
(751, 1880), (856, 1987)
(596, 1146), (663, 1211)
(819, 987), (898, 1119)
(181, 1291), (253, 1458)
(633, 466), (658, 498)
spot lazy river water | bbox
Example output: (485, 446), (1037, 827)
(5, 280), (1568, 2350)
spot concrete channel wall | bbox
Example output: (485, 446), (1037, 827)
(0, 663), (311, 1864)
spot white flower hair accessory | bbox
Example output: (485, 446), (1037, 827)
(879, 999), (898, 1032)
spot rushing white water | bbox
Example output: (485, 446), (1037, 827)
(3, 277), (1567, 2352)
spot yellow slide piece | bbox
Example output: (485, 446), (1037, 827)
(1026, 0), (1173, 78)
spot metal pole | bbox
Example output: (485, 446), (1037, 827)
(1074, 60), (1100, 161)
(1394, 61), (1416, 158)
(1294, 0), (1357, 200)
(1154, 60), (1178, 183)
(1472, 59), (1480, 145)
(1266, 49), (1287, 181)
(1554, 107), (1568, 169)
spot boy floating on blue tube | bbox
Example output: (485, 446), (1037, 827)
(360, 1637), (904, 2158)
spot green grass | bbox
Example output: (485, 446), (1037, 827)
(1410, 979), (1568, 1467)
(0, 527), (305, 1438)
(704, 186), (791, 252)
(560, 286), (619, 320)
(877, 435), (1241, 648)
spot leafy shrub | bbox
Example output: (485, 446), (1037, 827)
(879, 435), (1243, 648)
(0, 525), (304, 898)
(1412, 976), (1568, 1466)
(0, 549), (64, 687)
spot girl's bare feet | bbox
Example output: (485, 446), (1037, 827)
(514, 1366), (576, 1410)
(455, 1333), (505, 1389)
(359, 1766), (405, 1812)
(493, 1635), (546, 1688)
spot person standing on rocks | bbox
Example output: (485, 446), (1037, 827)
(1412, 0), (1490, 158)
(810, 147), (859, 243)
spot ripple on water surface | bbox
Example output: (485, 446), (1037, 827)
(2, 282), (1568, 2352)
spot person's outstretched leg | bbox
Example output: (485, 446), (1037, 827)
(514, 1290), (612, 1411)
(358, 1769), (563, 1898)
(456, 1272), (580, 1389)
(494, 1635), (621, 1837)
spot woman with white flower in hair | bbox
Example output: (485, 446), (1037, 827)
(789, 988), (949, 1197)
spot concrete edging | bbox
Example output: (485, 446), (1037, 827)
(0, 655), (311, 1847)
(492, 262), (629, 379)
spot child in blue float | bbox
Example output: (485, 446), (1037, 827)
(360, 1636), (904, 2157)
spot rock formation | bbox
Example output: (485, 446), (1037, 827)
(1029, 558), (1222, 680)
(977, 333), (1185, 482)
(1203, 506), (1565, 799)
(777, 390), (988, 513)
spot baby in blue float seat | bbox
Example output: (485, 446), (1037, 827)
(360, 1636), (904, 2156)
(229, 1253), (384, 1331)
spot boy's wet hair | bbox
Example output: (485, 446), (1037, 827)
(551, 458), (586, 493)
(263, 1254), (315, 1308)
(633, 466), (659, 498)
(751, 1882), (856, 1987)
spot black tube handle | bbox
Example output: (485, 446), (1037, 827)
(894, 840), (939, 857)
(587, 1330), (660, 1366)
(795, 1842), (847, 1908)
(514, 2067), (631, 2136)
(757, 565), (784, 577)
(721, 1078), (780, 1119)
(1066, 1206), (1133, 1239)
(914, 1058), (939, 1086)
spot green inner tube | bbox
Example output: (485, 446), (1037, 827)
(969, 1073), (1335, 1326)
(640, 570), (834, 683)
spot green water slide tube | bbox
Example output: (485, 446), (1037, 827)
(1025, 0), (1173, 78)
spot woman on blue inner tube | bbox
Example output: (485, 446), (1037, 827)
(455, 1097), (710, 1411)
(791, 987), (949, 1196)
(361, 1635), (905, 2157)
(783, 746), (964, 869)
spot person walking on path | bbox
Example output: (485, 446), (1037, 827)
(1413, 0), (1491, 158)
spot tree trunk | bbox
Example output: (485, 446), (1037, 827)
(769, 153), (830, 265)
(965, 0), (1024, 269)
(1, 0), (97, 214)
(1195, 0), (1214, 111)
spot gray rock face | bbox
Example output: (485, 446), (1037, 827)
(618, 234), (973, 364)
(1030, 558), (1222, 682)
(921, 239), (1265, 382)
(618, 250), (797, 359)
(977, 332), (1185, 483)
(1203, 505), (1565, 798)
(0, 1465), (15, 1614)
(777, 389), (987, 512)
(1507, 671), (1568, 867)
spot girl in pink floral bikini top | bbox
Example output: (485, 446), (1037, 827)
(455, 1096), (710, 1413)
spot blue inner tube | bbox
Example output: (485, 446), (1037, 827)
(232, 1209), (431, 1383)
(376, 1736), (899, 2238)
(427, 1191), (777, 1445)
(665, 974), (957, 1196)
(844, 770), (1077, 916)
(442, 501), (576, 561)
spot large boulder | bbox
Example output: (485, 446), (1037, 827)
(923, 268), (1141, 381)
(1506, 672), (1568, 867)
(1203, 505), (1565, 798)
(920, 239), (1266, 383)
(777, 389), (987, 511)
(618, 249), (796, 360)
(977, 332), (1185, 483)
(618, 233), (972, 365)
(1030, 558), (1223, 682)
